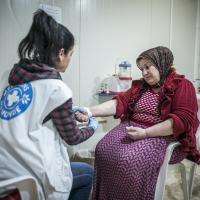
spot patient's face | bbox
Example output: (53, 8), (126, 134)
(138, 59), (160, 86)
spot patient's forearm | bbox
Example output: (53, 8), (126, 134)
(145, 118), (173, 137)
(89, 100), (117, 117)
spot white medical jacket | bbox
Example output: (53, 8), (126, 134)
(0, 71), (73, 200)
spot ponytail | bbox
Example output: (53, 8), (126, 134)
(18, 9), (74, 67)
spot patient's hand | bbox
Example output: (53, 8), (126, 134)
(126, 126), (147, 140)
(73, 106), (90, 122)
(75, 111), (89, 122)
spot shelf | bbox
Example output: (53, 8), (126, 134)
(97, 92), (118, 103)
(97, 92), (117, 97)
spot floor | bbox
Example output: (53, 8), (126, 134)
(164, 160), (200, 200)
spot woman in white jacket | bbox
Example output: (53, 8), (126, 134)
(0, 9), (97, 200)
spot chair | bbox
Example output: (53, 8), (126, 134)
(154, 142), (189, 200)
(0, 175), (40, 200)
(188, 163), (197, 199)
(155, 110), (200, 200)
(188, 114), (200, 199)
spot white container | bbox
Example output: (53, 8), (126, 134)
(109, 75), (132, 94)
(119, 61), (132, 80)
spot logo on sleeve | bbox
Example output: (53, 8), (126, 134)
(0, 83), (33, 120)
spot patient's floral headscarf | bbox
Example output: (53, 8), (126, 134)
(136, 46), (174, 86)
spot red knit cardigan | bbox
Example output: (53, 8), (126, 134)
(114, 70), (200, 164)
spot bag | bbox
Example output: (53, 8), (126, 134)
(0, 189), (21, 200)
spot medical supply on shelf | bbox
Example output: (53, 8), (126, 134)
(98, 60), (132, 95)
(118, 61), (132, 80)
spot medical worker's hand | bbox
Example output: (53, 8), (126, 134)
(87, 117), (98, 131)
(126, 126), (147, 140)
(72, 106), (92, 122)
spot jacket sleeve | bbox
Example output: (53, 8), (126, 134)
(167, 79), (198, 136)
(43, 98), (94, 145)
(113, 80), (141, 119)
(113, 87), (134, 118)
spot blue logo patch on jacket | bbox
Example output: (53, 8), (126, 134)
(0, 83), (33, 120)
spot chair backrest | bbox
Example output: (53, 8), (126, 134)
(0, 175), (40, 200)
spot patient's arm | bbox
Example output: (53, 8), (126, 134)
(145, 118), (173, 137)
(90, 99), (117, 117)
(127, 118), (173, 140)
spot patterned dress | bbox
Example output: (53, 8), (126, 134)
(92, 90), (187, 200)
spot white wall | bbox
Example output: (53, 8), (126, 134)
(172, 0), (198, 78)
(0, 0), (199, 153)
(194, 0), (200, 80)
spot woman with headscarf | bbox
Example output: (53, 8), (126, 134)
(74, 46), (200, 200)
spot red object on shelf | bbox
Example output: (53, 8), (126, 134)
(118, 77), (132, 80)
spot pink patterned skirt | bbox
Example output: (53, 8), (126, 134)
(92, 121), (187, 200)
